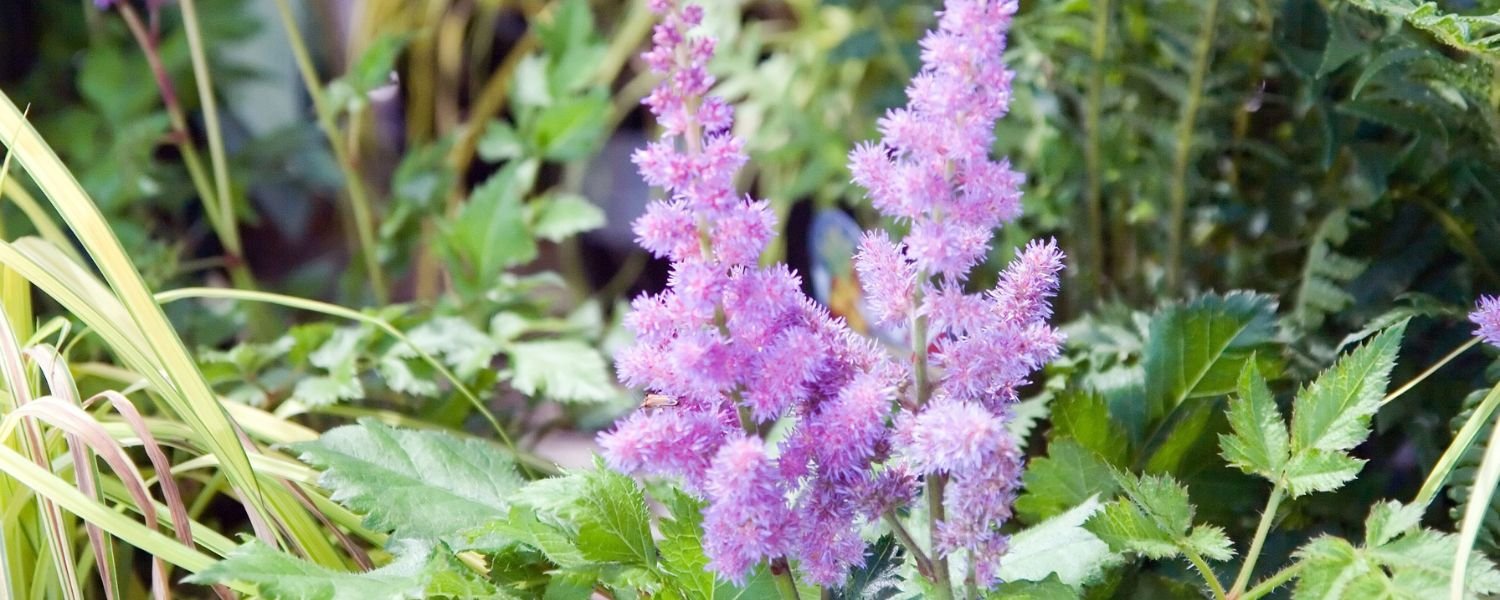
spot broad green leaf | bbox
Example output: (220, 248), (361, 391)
(1142, 292), (1279, 421)
(1290, 321), (1406, 454)
(1016, 439), (1118, 522)
(1219, 360), (1289, 480)
(507, 339), (614, 402)
(442, 161), (540, 292)
(187, 539), (432, 600)
(1292, 502), (1500, 599)
(1282, 449), (1366, 497)
(530, 193), (606, 242)
(537, 0), (595, 57)
(292, 420), (524, 545)
(574, 465), (655, 566)
(1049, 390), (1128, 465)
(999, 495), (1119, 588)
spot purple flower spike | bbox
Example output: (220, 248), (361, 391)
(1473, 295), (1500, 347)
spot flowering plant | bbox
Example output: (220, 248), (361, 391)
(599, 0), (1063, 594)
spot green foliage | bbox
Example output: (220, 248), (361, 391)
(1143, 292), (1280, 423)
(998, 496), (1119, 589)
(1292, 502), (1500, 599)
(1085, 470), (1233, 563)
(292, 420), (524, 546)
(187, 540), (500, 600)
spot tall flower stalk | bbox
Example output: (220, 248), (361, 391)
(849, 0), (1064, 590)
(602, 0), (1061, 595)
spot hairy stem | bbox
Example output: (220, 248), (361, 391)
(1238, 562), (1301, 600)
(1165, 0), (1220, 295)
(1184, 547), (1228, 600)
(883, 512), (934, 578)
(1230, 482), (1284, 597)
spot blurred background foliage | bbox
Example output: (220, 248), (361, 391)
(6, 0), (1500, 596)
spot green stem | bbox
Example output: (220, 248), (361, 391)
(1415, 382), (1500, 508)
(1184, 547), (1229, 600)
(177, 0), (238, 257)
(271, 0), (388, 304)
(1229, 483), (1284, 597)
(909, 277), (952, 598)
(1238, 562), (1302, 600)
(1382, 337), (1479, 406)
(883, 512), (934, 578)
(771, 557), (801, 600)
(1165, 0), (1220, 295)
(1081, 0), (1111, 301)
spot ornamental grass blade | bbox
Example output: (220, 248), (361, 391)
(0, 90), (275, 536)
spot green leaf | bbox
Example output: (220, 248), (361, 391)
(1050, 390), (1128, 465)
(999, 496), (1119, 588)
(442, 161), (540, 293)
(349, 33), (410, 94)
(536, 0), (595, 56)
(1016, 439), (1119, 522)
(1183, 525), (1235, 562)
(1292, 502), (1500, 598)
(530, 193), (606, 242)
(1219, 360), (1289, 480)
(1290, 320), (1406, 455)
(403, 317), (502, 380)
(1114, 471), (1193, 536)
(1281, 449), (1366, 497)
(292, 420), (524, 545)
(574, 464), (655, 566)
(187, 539), (432, 600)
(1143, 292), (1279, 422)
(1365, 501), (1425, 548)
(507, 339), (614, 402)
(478, 120), (527, 162)
(530, 91), (610, 161)
(467, 505), (589, 569)
(986, 575), (1078, 599)
(655, 488), (778, 600)
(1084, 500), (1179, 560)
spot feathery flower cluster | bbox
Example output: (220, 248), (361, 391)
(850, 0), (1064, 588)
(600, 0), (904, 586)
(1472, 296), (1500, 347)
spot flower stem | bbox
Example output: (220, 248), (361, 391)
(271, 0), (388, 304)
(1184, 547), (1228, 600)
(1238, 562), (1301, 600)
(883, 512), (934, 578)
(1382, 337), (1479, 406)
(1080, 0), (1111, 301)
(770, 557), (801, 600)
(909, 276), (952, 598)
(1165, 0), (1220, 295)
(1229, 482), (1284, 597)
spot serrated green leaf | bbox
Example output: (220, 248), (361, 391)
(1282, 449), (1366, 497)
(1114, 471), (1193, 535)
(1365, 501), (1424, 547)
(403, 316), (501, 380)
(292, 420), (524, 545)
(442, 161), (540, 294)
(478, 120), (527, 162)
(986, 575), (1078, 599)
(999, 495), (1118, 588)
(1143, 292), (1279, 421)
(186, 539), (432, 600)
(574, 465), (655, 566)
(530, 92), (610, 161)
(1183, 525), (1234, 562)
(530, 193), (605, 242)
(507, 339), (614, 402)
(1290, 321), (1406, 455)
(1220, 360), (1289, 480)
(1016, 439), (1119, 522)
(466, 505), (588, 568)
(1083, 500), (1179, 560)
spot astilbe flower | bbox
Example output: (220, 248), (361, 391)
(599, 0), (903, 586)
(1473, 296), (1500, 347)
(850, 0), (1064, 588)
